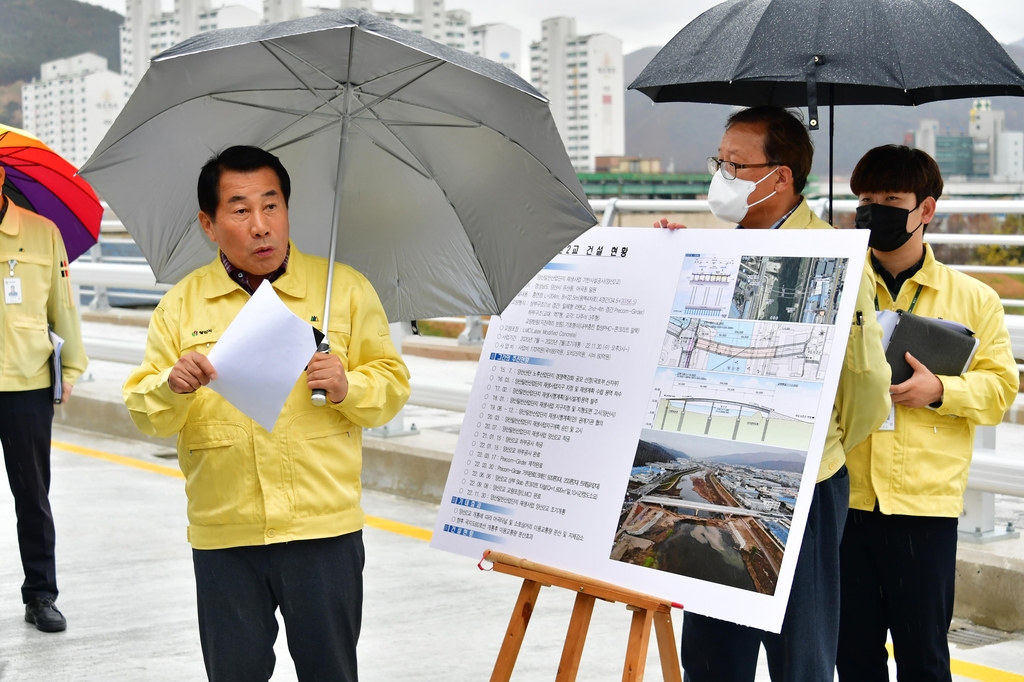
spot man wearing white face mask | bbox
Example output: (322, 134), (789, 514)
(656, 106), (829, 231)
(657, 107), (892, 682)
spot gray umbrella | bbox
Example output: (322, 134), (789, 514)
(80, 9), (595, 326)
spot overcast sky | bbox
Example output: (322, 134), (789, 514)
(80, 0), (1024, 54)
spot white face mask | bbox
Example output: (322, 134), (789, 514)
(707, 167), (779, 225)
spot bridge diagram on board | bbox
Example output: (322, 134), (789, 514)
(643, 369), (820, 450)
(660, 317), (835, 381)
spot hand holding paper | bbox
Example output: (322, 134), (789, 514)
(169, 352), (217, 393)
(199, 281), (320, 431)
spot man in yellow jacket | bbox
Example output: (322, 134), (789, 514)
(123, 146), (410, 681)
(659, 107), (892, 682)
(837, 146), (1019, 681)
(0, 164), (88, 633)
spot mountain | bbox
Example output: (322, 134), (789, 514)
(632, 439), (689, 468)
(708, 451), (806, 466)
(0, 0), (123, 86)
(624, 44), (1024, 176)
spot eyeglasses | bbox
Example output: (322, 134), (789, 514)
(707, 156), (779, 181)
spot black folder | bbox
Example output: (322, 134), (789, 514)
(880, 310), (979, 385)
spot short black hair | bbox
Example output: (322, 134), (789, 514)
(850, 145), (944, 206)
(197, 145), (291, 218)
(726, 106), (814, 193)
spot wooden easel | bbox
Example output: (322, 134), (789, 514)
(483, 550), (683, 682)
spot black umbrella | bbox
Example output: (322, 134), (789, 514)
(629, 0), (1024, 223)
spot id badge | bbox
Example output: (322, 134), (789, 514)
(4, 277), (22, 305)
(878, 405), (895, 431)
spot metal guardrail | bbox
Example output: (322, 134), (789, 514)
(81, 336), (473, 413)
(590, 197), (1024, 221)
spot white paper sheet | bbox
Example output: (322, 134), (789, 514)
(430, 226), (870, 633)
(206, 280), (318, 431)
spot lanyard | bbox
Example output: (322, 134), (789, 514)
(875, 283), (923, 313)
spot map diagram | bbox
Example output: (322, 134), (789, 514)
(643, 368), (821, 450)
(660, 318), (835, 381)
(730, 256), (848, 325)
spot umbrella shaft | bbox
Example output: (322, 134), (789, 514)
(320, 84), (355, 337)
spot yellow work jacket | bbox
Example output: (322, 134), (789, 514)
(775, 198), (893, 482)
(848, 245), (1019, 517)
(123, 244), (411, 549)
(0, 201), (87, 391)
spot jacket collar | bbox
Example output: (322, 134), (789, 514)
(905, 243), (944, 292)
(203, 240), (307, 299)
(779, 197), (828, 230)
(0, 198), (21, 236)
(871, 243), (944, 293)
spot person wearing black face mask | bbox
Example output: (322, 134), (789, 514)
(838, 145), (1019, 682)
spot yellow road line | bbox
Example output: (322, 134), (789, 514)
(51, 440), (434, 543)
(885, 640), (1024, 681)
(364, 515), (433, 542)
(53, 440), (1024, 680)
(54, 440), (184, 479)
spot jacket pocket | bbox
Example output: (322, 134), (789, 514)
(180, 422), (259, 526)
(289, 410), (359, 518)
(4, 314), (51, 380)
(903, 422), (971, 498)
(845, 324), (870, 374)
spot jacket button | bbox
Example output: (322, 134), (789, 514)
(266, 529), (276, 538)
(864, 498), (872, 506)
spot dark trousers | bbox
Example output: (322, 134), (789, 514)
(192, 531), (364, 682)
(836, 509), (958, 682)
(680, 466), (850, 682)
(0, 388), (58, 604)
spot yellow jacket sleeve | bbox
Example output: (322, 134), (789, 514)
(333, 272), (411, 428)
(123, 301), (197, 438)
(48, 222), (88, 386)
(934, 290), (1019, 425)
(823, 268), (892, 477)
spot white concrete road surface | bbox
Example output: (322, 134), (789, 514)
(0, 426), (1023, 681)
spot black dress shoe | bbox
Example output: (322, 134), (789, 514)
(25, 598), (67, 632)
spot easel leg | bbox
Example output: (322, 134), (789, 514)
(555, 593), (597, 682)
(622, 606), (655, 682)
(653, 611), (682, 682)
(490, 579), (543, 682)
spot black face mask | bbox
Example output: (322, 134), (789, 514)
(855, 202), (923, 252)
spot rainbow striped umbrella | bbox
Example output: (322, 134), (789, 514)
(0, 124), (102, 262)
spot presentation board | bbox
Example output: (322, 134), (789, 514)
(430, 226), (870, 632)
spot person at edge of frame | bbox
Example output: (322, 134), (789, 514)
(122, 146), (411, 682)
(0, 164), (88, 633)
(836, 145), (1018, 682)
(653, 105), (893, 682)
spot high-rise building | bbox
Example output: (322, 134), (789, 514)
(914, 101), (1023, 181)
(996, 131), (1024, 181)
(469, 23), (520, 74)
(122, 0), (259, 87)
(21, 54), (127, 168)
(529, 17), (624, 172)
(264, 1), (520, 75)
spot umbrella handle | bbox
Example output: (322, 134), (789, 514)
(311, 341), (331, 407)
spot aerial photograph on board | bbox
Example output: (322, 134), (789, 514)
(730, 256), (848, 325)
(610, 430), (806, 595)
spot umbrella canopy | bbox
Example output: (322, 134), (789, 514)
(630, 0), (1024, 110)
(0, 125), (103, 262)
(80, 9), (596, 322)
